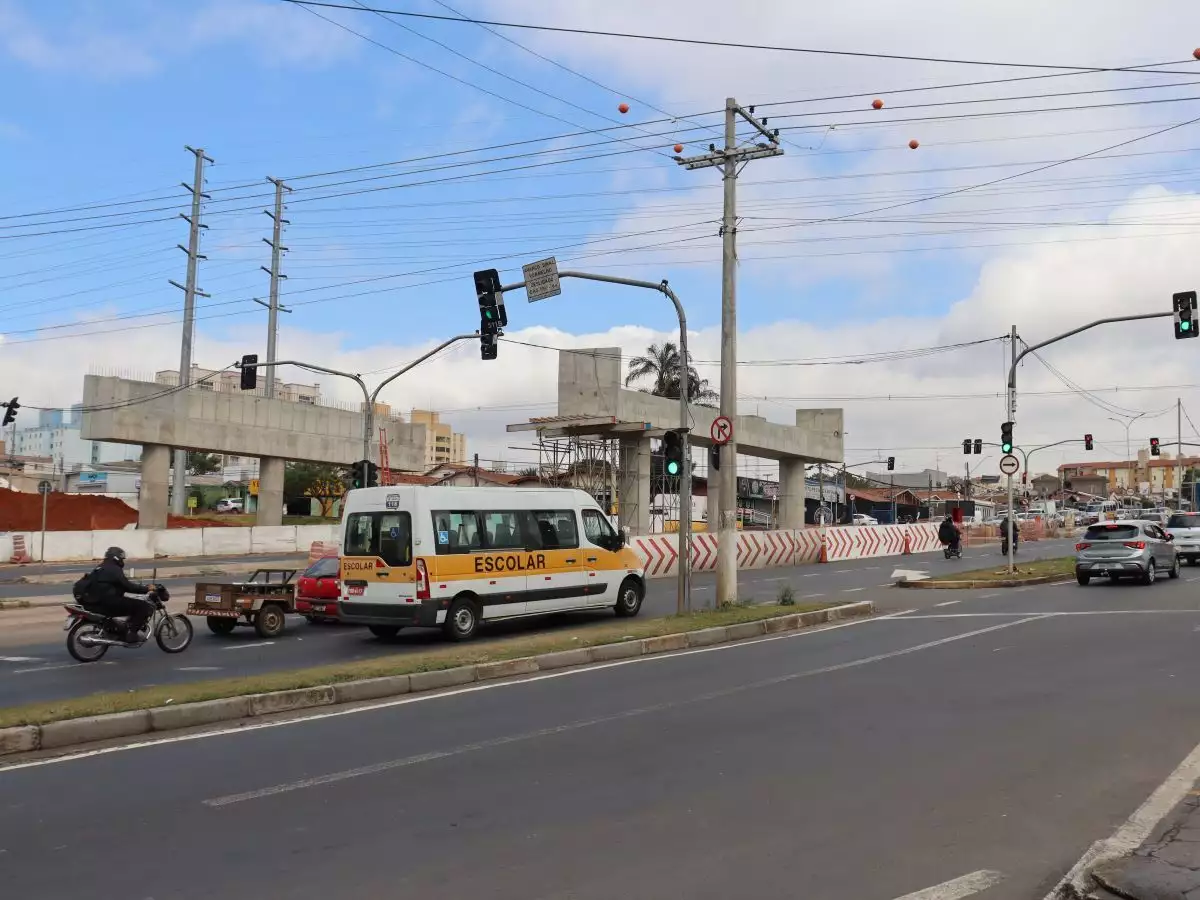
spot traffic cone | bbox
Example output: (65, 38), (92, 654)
(818, 527), (828, 563)
(902, 527), (912, 555)
(9, 534), (32, 564)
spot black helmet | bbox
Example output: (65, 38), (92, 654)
(104, 546), (127, 567)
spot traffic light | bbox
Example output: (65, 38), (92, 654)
(886, 456), (895, 471)
(474, 269), (505, 361)
(1000, 421), (1013, 454)
(709, 443), (720, 472)
(1, 397), (18, 427)
(973, 438), (982, 455)
(349, 459), (380, 489)
(1173, 291), (1197, 339)
(239, 354), (258, 391)
(1150, 437), (1161, 456)
(962, 439), (971, 455)
(1084, 433), (1094, 451)
(662, 429), (684, 478)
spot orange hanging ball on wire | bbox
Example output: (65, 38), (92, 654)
(871, 98), (883, 109)
(618, 103), (630, 114)
(673, 144), (683, 153)
(909, 139), (920, 150)
(1193, 48), (1200, 60)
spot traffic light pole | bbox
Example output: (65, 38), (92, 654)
(497, 270), (693, 615)
(238, 333), (477, 488)
(1006, 310), (1172, 573)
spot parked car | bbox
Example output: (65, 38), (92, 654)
(851, 514), (879, 526)
(1075, 520), (1179, 585)
(1166, 512), (1200, 565)
(296, 555), (342, 623)
(215, 498), (244, 514)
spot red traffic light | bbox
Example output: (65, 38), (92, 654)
(1084, 433), (1093, 450)
(1150, 437), (1161, 456)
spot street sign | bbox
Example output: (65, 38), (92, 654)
(249, 479), (260, 496)
(999, 454), (1020, 476)
(711, 415), (733, 445)
(187, 495), (198, 509)
(522, 257), (561, 302)
(37, 480), (51, 494)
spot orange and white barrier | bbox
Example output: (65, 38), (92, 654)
(8, 534), (32, 564)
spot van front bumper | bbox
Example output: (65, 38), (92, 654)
(338, 598), (444, 627)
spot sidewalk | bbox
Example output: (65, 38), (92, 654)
(1086, 788), (1200, 898)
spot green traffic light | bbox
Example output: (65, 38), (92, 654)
(665, 460), (680, 476)
(1184, 321), (1192, 331)
(1001, 442), (1012, 453)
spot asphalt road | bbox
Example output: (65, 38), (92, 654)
(0, 538), (1078, 708)
(4, 556), (1200, 899)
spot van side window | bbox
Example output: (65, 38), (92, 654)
(345, 512), (412, 566)
(582, 509), (616, 547)
(530, 510), (578, 550)
(432, 511), (483, 555)
(482, 511), (524, 550)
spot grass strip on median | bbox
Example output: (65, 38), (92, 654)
(0, 602), (832, 729)
(899, 556), (1075, 589)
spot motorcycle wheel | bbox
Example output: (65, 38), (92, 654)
(67, 620), (109, 663)
(155, 614), (194, 654)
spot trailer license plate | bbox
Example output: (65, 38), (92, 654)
(204, 594), (221, 604)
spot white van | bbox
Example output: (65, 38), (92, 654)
(338, 486), (647, 641)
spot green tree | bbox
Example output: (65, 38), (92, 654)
(187, 452), (221, 475)
(624, 342), (718, 405)
(285, 463), (347, 517)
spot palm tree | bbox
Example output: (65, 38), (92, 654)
(624, 342), (719, 405)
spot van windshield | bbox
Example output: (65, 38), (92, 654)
(345, 512), (412, 567)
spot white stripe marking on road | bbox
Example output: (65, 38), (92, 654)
(802, 573), (821, 577)
(0, 656), (42, 663)
(12, 661), (116, 674)
(220, 642), (275, 651)
(978, 593), (998, 599)
(895, 610), (1200, 619)
(758, 577), (788, 582)
(201, 616), (1045, 807)
(842, 587), (866, 593)
(177, 666), (222, 672)
(934, 600), (960, 607)
(894, 870), (1004, 900)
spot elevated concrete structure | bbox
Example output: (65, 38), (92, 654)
(509, 348), (844, 535)
(82, 376), (426, 529)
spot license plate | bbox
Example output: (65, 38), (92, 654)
(348, 586), (364, 596)
(62, 616), (74, 631)
(204, 593), (221, 604)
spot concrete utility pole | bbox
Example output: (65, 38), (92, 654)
(168, 145), (213, 516)
(260, 177), (292, 399)
(676, 98), (782, 606)
(1006, 325), (1017, 572)
(1178, 398), (1183, 507)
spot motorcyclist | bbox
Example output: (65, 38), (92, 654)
(83, 547), (154, 643)
(999, 515), (1020, 551)
(938, 515), (961, 555)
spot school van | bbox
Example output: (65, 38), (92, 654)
(338, 486), (646, 641)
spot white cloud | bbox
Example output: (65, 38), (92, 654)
(0, 1), (157, 78)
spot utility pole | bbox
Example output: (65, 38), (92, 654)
(1006, 325), (1017, 572)
(473, 452), (479, 486)
(168, 145), (212, 516)
(260, 177), (292, 399)
(676, 98), (782, 606)
(1178, 397), (1183, 508)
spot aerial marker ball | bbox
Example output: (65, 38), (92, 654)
(908, 139), (920, 149)
(871, 98), (883, 109)
(618, 103), (630, 114)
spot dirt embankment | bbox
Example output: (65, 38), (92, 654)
(0, 491), (223, 531)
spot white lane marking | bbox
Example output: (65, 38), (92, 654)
(842, 587), (866, 593)
(898, 610), (1200, 618)
(220, 642), (275, 651)
(1043, 737), (1200, 899)
(978, 593), (998, 599)
(803, 593), (826, 599)
(863, 566), (880, 571)
(0, 607), (937, 772)
(12, 661), (116, 674)
(177, 666), (222, 672)
(802, 573), (821, 577)
(758, 577), (788, 582)
(894, 869), (1005, 900)
(0, 656), (42, 663)
(202, 616), (1046, 807)
(934, 600), (961, 607)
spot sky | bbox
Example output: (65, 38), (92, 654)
(4, 0), (1200, 483)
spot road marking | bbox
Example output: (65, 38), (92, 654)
(177, 666), (222, 672)
(802, 573), (821, 577)
(894, 869), (1005, 900)
(842, 587), (866, 593)
(759, 576), (788, 582)
(1042, 737), (1200, 899)
(803, 593), (826, 599)
(978, 593), (998, 599)
(201, 616), (1046, 808)
(863, 566), (880, 571)
(12, 661), (116, 674)
(0, 656), (42, 663)
(220, 642), (275, 651)
(934, 600), (960, 607)
(897, 610), (1200, 619)
(0, 607), (953, 773)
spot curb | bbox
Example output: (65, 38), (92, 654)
(0, 599), (33, 610)
(897, 574), (1072, 590)
(0, 601), (873, 758)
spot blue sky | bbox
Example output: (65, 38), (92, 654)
(5, 0), (1200, 475)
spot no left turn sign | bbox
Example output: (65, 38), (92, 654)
(711, 415), (733, 445)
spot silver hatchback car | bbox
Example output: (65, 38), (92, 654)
(1075, 520), (1180, 585)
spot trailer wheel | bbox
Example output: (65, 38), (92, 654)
(254, 604), (287, 639)
(206, 617), (237, 636)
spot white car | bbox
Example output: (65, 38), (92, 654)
(1166, 512), (1200, 565)
(852, 514), (879, 526)
(215, 498), (244, 514)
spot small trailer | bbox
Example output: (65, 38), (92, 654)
(188, 569), (298, 638)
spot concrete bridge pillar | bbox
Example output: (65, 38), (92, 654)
(138, 444), (171, 529)
(779, 458), (807, 530)
(257, 457), (285, 526)
(618, 435), (651, 536)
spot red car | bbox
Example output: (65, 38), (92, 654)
(296, 556), (341, 623)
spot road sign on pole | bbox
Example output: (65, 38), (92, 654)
(711, 415), (733, 445)
(521, 257), (561, 302)
(37, 480), (52, 494)
(999, 454), (1020, 476)
(38, 480), (51, 563)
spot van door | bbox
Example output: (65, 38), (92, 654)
(468, 510), (527, 619)
(526, 508), (588, 613)
(342, 509), (416, 612)
(581, 508), (623, 606)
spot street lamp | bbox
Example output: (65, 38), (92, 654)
(1108, 412), (1147, 492)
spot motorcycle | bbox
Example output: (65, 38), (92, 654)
(1000, 538), (1020, 556)
(63, 584), (193, 663)
(942, 543), (963, 560)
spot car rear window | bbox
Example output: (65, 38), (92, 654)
(1083, 524), (1139, 541)
(1168, 514), (1200, 529)
(302, 557), (339, 578)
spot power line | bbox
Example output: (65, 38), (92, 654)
(279, 3), (1200, 74)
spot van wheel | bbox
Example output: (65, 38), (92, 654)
(368, 625), (402, 640)
(443, 596), (480, 642)
(614, 578), (643, 618)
